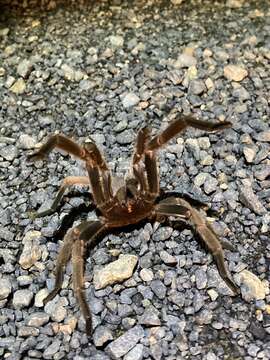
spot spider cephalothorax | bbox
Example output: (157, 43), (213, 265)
(28, 114), (239, 335)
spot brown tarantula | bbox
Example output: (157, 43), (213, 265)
(28, 115), (239, 335)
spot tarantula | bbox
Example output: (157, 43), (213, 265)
(28, 114), (239, 335)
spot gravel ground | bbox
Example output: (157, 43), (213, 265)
(0, 1), (270, 359)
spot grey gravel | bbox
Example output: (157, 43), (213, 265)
(43, 339), (61, 359)
(123, 344), (144, 360)
(105, 325), (144, 359)
(1, 1), (269, 359)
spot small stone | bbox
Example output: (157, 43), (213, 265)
(239, 182), (266, 215)
(93, 325), (114, 347)
(205, 78), (214, 90)
(17, 275), (32, 286)
(167, 70), (183, 85)
(0, 145), (18, 161)
(43, 340), (61, 359)
(10, 78), (26, 94)
(150, 280), (167, 299)
(13, 289), (33, 309)
(207, 289), (219, 301)
(160, 250), (177, 265)
(18, 326), (39, 337)
(93, 254), (138, 290)
(0, 278), (12, 300)
(200, 153), (214, 166)
(253, 131), (270, 142)
(45, 298), (67, 322)
(152, 226), (173, 241)
(18, 134), (36, 149)
(247, 344), (260, 357)
(27, 312), (50, 327)
(174, 53), (197, 68)
(194, 172), (209, 187)
(17, 59), (33, 78)
(34, 288), (49, 307)
(122, 93), (140, 108)
(227, 0), (244, 8)
(224, 65), (248, 82)
(139, 306), (161, 326)
(116, 130), (134, 145)
(195, 269), (207, 289)
(254, 165), (270, 181)
(0, 67), (6, 76)
(105, 325), (144, 359)
(243, 146), (256, 163)
(238, 270), (266, 302)
(53, 317), (77, 335)
(140, 268), (154, 282)
(109, 35), (124, 48)
(198, 137), (210, 149)
(114, 120), (128, 132)
(232, 86), (250, 100)
(189, 79), (206, 95)
(61, 64), (75, 81)
(204, 176), (218, 194)
(19, 231), (42, 269)
(124, 344), (144, 360)
(0, 227), (14, 241)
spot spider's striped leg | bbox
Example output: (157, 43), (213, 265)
(84, 140), (114, 209)
(132, 126), (160, 199)
(155, 197), (239, 295)
(147, 115), (231, 151)
(43, 227), (76, 305)
(71, 220), (105, 335)
(32, 176), (90, 219)
(132, 127), (151, 194)
(28, 134), (85, 161)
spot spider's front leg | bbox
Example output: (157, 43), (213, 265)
(156, 197), (239, 295)
(28, 134), (85, 161)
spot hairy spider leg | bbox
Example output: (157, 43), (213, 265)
(72, 220), (104, 335)
(155, 197), (239, 294)
(33, 176), (90, 218)
(132, 126), (160, 200)
(43, 227), (76, 305)
(28, 134), (86, 161)
(28, 133), (114, 213)
(43, 221), (104, 335)
(83, 139), (114, 210)
(147, 115), (231, 151)
(132, 127), (151, 195)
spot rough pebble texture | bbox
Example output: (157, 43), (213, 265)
(0, 1), (270, 359)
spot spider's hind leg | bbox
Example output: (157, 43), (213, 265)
(155, 197), (239, 295)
